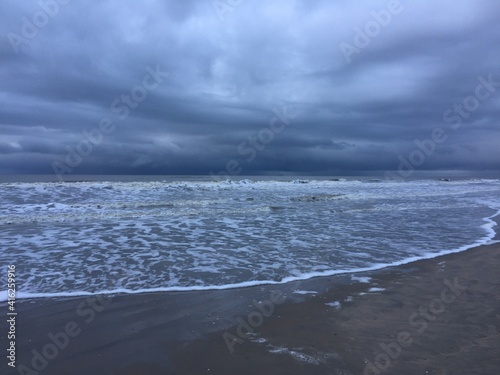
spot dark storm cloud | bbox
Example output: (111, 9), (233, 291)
(1, 0), (499, 177)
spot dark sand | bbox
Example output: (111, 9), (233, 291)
(2, 242), (500, 375)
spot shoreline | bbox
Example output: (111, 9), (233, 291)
(2, 240), (500, 374)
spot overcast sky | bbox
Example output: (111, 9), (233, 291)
(1, 0), (499, 177)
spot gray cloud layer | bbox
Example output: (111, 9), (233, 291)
(1, 0), (499, 177)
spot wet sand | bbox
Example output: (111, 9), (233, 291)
(2, 242), (500, 375)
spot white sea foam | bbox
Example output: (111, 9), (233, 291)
(351, 276), (372, 283)
(268, 345), (321, 365)
(325, 301), (342, 309)
(368, 287), (385, 293)
(293, 290), (319, 295)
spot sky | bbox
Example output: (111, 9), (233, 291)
(1, 0), (499, 178)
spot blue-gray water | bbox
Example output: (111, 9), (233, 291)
(0, 176), (499, 300)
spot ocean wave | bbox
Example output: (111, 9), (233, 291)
(1, 209), (498, 303)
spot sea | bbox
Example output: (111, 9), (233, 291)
(0, 175), (499, 301)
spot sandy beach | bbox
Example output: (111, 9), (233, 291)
(3, 240), (500, 375)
